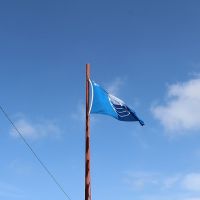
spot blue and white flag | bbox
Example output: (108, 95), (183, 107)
(89, 80), (144, 126)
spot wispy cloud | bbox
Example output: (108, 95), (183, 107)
(124, 171), (181, 191)
(10, 116), (61, 140)
(182, 173), (200, 191)
(152, 78), (200, 134)
(123, 171), (200, 200)
(124, 171), (159, 190)
(124, 171), (200, 192)
(162, 175), (181, 189)
(106, 77), (125, 96)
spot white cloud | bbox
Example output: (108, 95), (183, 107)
(124, 171), (180, 190)
(123, 171), (200, 200)
(124, 171), (159, 190)
(182, 173), (200, 191)
(162, 175), (181, 189)
(10, 117), (61, 140)
(124, 171), (200, 192)
(152, 78), (200, 133)
(106, 77), (125, 96)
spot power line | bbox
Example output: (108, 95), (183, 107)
(0, 105), (72, 200)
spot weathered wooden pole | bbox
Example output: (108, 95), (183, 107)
(85, 64), (91, 200)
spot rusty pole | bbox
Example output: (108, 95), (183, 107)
(85, 64), (91, 200)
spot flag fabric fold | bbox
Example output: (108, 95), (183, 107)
(89, 80), (144, 126)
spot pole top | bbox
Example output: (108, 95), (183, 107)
(86, 63), (90, 68)
(86, 64), (90, 79)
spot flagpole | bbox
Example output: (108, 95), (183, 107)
(85, 63), (91, 200)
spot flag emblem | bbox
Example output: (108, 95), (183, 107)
(108, 94), (131, 118)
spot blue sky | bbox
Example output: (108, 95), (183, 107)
(1, 0), (200, 200)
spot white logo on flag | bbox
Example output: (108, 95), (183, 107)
(108, 94), (130, 117)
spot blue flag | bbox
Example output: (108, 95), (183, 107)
(89, 80), (144, 126)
